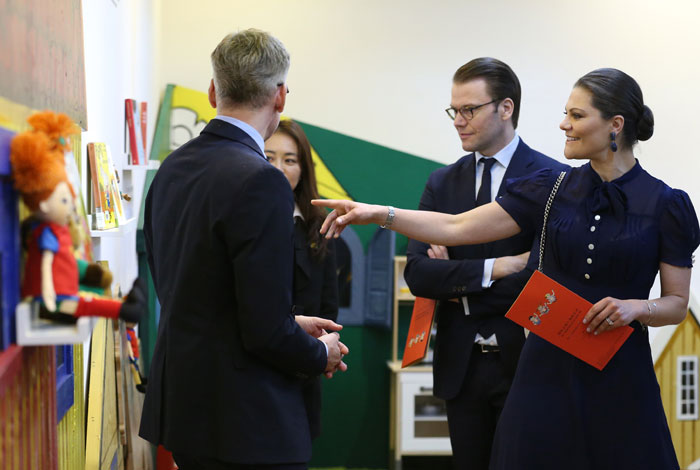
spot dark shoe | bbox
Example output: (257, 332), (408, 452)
(119, 278), (147, 323)
(38, 303), (78, 324)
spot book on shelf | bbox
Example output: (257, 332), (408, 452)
(125, 99), (146, 165)
(63, 149), (94, 261)
(402, 297), (437, 368)
(102, 146), (126, 226)
(87, 143), (105, 230)
(87, 142), (122, 230)
(140, 101), (147, 156)
(505, 270), (633, 371)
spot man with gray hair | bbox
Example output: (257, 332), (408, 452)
(139, 29), (348, 470)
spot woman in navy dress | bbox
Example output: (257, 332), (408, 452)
(314, 69), (699, 469)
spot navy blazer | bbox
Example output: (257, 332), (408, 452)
(139, 119), (327, 464)
(293, 219), (339, 440)
(293, 219), (338, 323)
(404, 139), (567, 401)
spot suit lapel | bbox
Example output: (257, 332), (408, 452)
(200, 119), (267, 160)
(455, 154), (478, 212)
(293, 220), (312, 286)
(446, 154), (477, 259)
(497, 139), (535, 197)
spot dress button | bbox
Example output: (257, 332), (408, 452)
(590, 226), (596, 232)
(588, 244), (595, 250)
(594, 215), (601, 221)
(584, 273), (591, 280)
(587, 258), (593, 264)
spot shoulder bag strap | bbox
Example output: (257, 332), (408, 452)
(538, 171), (567, 272)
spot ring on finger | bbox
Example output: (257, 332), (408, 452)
(605, 317), (614, 326)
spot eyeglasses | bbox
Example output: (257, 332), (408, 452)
(277, 83), (290, 94)
(445, 99), (498, 121)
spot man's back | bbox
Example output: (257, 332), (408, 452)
(140, 119), (326, 464)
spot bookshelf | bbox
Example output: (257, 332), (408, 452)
(90, 217), (137, 238)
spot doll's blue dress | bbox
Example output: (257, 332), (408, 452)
(490, 161), (699, 470)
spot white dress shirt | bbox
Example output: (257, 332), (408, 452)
(463, 134), (520, 345)
(213, 115), (266, 159)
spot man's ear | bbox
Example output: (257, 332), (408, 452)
(500, 98), (514, 121)
(208, 79), (217, 109)
(274, 84), (287, 113)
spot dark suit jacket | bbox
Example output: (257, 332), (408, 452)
(404, 139), (567, 401)
(293, 219), (338, 439)
(139, 119), (327, 465)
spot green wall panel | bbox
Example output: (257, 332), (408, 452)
(297, 121), (442, 253)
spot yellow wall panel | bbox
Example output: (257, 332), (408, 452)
(86, 319), (122, 470)
(58, 344), (85, 470)
(656, 313), (700, 469)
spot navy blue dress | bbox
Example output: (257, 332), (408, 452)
(490, 161), (700, 470)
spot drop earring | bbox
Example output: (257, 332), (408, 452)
(610, 132), (618, 152)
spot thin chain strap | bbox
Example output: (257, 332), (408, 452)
(538, 171), (567, 272)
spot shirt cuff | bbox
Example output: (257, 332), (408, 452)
(482, 258), (495, 288)
(323, 341), (328, 357)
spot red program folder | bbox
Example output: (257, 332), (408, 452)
(505, 270), (633, 370)
(401, 297), (437, 368)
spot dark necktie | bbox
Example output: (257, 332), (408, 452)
(475, 158), (497, 207)
(475, 157), (497, 338)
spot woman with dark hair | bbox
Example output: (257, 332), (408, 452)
(314, 69), (698, 469)
(265, 119), (339, 440)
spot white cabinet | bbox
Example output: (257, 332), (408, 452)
(388, 256), (451, 469)
(398, 371), (450, 452)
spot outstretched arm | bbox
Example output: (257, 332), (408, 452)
(311, 199), (521, 247)
(405, 178), (531, 301)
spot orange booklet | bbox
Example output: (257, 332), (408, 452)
(506, 270), (633, 370)
(402, 297), (437, 368)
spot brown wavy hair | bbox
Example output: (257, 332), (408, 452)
(274, 119), (328, 260)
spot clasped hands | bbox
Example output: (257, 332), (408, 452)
(295, 315), (349, 378)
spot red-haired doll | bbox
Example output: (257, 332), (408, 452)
(10, 111), (143, 323)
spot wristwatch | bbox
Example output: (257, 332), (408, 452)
(380, 206), (395, 229)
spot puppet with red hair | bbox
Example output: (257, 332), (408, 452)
(10, 111), (144, 323)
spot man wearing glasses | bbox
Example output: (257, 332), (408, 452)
(404, 57), (565, 470)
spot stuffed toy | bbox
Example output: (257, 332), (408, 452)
(10, 111), (144, 324)
(126, 326), (147, 392)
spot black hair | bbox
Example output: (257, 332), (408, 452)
(575, 68), (654, 148)
(453, 57), (521, 128)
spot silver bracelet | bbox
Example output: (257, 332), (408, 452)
(645, 300), (656, 326)
(380, 206), (395, 229)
